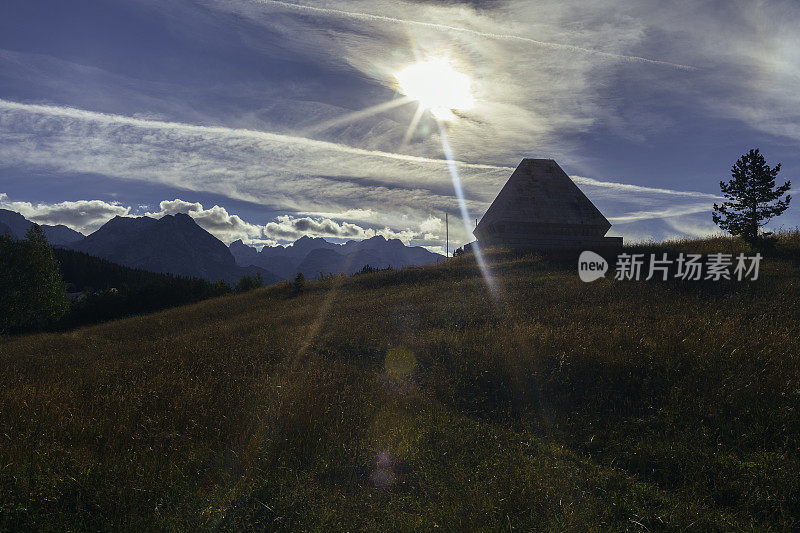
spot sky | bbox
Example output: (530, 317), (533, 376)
(0, 0), (798, 252)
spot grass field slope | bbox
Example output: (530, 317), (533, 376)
(2, 234), (800, 530)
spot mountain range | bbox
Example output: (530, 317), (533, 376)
(0, 209), (85, 246)
(2, 209), (444, 284)
(229, 235), (443, 279)
(67, 213), (277, 285)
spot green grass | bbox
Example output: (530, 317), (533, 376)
(2, 233), (800, 530)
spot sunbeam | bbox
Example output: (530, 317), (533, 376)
(436, 122), (499, 299)
(399, 103), (425, 151)
(299, 96), (413, 135)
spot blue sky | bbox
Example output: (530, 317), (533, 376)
(1, 0), (798, 251)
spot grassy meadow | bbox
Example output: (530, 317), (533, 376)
(1, 234), (800, 530)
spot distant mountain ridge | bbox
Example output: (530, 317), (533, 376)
(2, 208), (443, 285)
(69, 213), (279, 285)
(0, 209), (85, 246)
(230, 235), (444, 279)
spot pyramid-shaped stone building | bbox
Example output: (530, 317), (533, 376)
(473, 159), (622, 250)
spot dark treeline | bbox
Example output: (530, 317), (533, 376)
(1, 228), (264, 334)
(54, 248), (215, 291)
(58, 249), (233, 330)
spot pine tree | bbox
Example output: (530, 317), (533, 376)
(0, 233), (19, 332)
(292, 272), (305, 293)
(234, 272), (263, 293)
(0, 225), (69, 333)
(712, 149), (792, 243)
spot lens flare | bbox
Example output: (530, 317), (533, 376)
(396, 58), (474, 120)
(437, 124), (499, 299)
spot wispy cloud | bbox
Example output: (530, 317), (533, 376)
(207, 0), (800, 167)
(0, 99), (731, 246)
(3, 0), (798, 250)
(202, 0), (688, 162)
(253, 0), (698, 71)
(0, 98), (500, 243)
(608, 203), (713, 224)
(571, 176), (722, 201)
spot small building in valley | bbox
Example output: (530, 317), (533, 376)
(474, 159), (622, 250)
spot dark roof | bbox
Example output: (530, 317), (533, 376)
(476, 159), (610, 233)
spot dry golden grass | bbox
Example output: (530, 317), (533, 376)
(1, 233), (799, 530)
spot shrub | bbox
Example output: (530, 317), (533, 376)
(355, 264), (393, 275)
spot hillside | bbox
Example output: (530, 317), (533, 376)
(54, 248), (217, 291)
(51, 248), (231, 330)
(1, 234), (799, 530)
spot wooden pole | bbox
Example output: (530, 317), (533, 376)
(446, 212), (449, 257)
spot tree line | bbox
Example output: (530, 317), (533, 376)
(1, 226), (265, 334)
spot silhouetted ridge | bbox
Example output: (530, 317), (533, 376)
(69, 214), (278, 284)
(230, 234), (444, 279)
(0, 209), (85, 245)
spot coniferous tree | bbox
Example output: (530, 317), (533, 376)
(713, 149), (792, 243)
(0, 225), (68, 333)
(234, 272), (263, 293)
(212, 279), (232, 294)
(0, 233), (19, 332)
(292, 272), (305, 293)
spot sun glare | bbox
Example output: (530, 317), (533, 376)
(395, 58), (474, 120)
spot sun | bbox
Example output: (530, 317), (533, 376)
(395, 58), (475, 121)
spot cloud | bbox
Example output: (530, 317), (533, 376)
(0, 193), (129, 233)
(419, 215), (443, 234)
(608, 203), (713, 224)
(196, 0), (724, 168)
(145, 199), (266, 244)
(252, 0), (697, 70)
(639, 1), (800, 144)
(0, 99), (736, 247)
(145, 200), (394, 244)
(610, 211), (721, 243)
(571, 176), (721, 201)
(205, 0), (800, 170)
(5, 0), (800, 174)
(0, 189), (453, 247)
(144, 198), (440, 245)
(264, 214), (427, 244)
(0, 98), (505, 245)
(6, 0), (800, 251)
(265, 215), (362, 239)
(301, 208), (375, 221)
